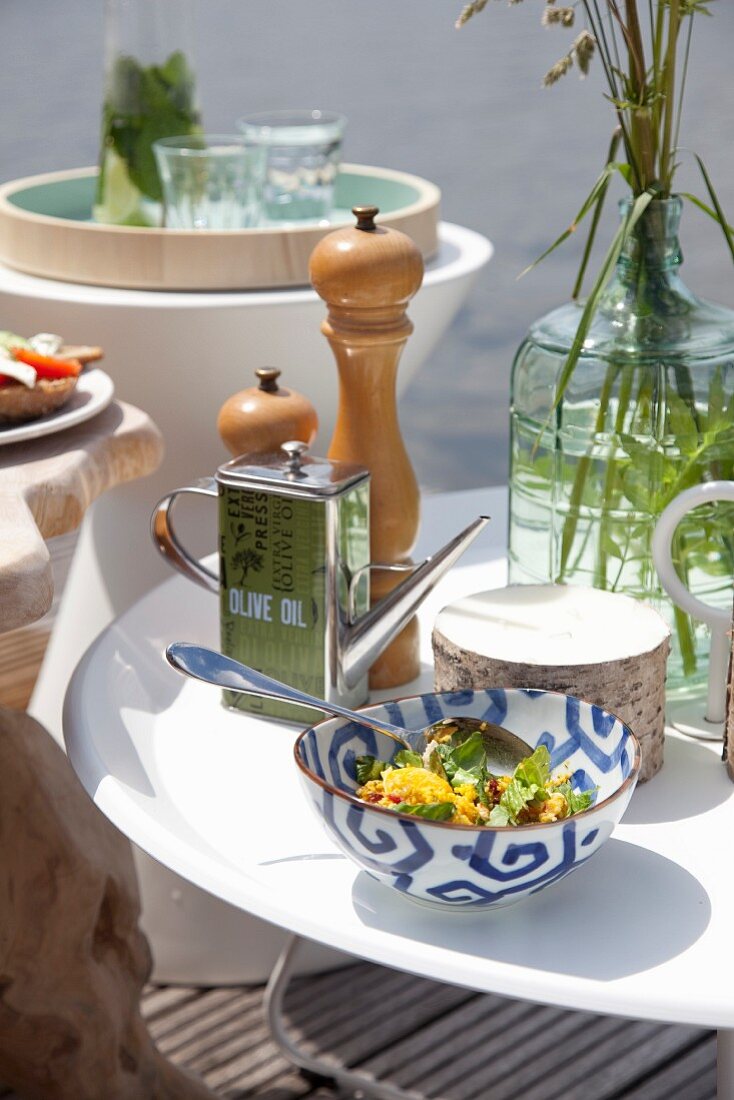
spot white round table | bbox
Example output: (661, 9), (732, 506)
(62, 487), (734, 1097)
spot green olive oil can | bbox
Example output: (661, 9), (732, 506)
(217, 442), (370, 723)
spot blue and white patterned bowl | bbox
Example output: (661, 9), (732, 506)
(294, 688), (640, 910)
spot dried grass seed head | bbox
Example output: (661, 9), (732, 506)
(542, 6), (575, 26)
(543, 51), (574, 86)
(574, 30), (596, 76)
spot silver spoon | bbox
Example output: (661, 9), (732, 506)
(166, 642), (532, 775)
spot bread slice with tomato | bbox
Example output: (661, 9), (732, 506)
(0, 334), (103, 425)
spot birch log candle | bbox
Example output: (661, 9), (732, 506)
(433, 585), (670, 782)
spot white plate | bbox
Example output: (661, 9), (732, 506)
(0, 368), (114, 445)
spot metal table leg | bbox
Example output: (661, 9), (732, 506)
(264, 935), (425, 1100)
(718, 1028), (734, 1098)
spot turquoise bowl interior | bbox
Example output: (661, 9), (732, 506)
(7, 169), (422, 226)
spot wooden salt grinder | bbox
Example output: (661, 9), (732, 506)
(309, 206), (424, 688)
(217, 367), (318, 457)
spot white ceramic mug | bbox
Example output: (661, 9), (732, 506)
(652, 480), (734, 730)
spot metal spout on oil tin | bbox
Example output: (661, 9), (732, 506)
(340, 515), (489, 688)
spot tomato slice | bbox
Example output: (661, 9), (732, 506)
(12, 347), (82, 380)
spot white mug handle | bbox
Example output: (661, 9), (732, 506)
(652, 480), (734, 725)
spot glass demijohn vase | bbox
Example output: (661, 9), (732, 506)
(508, 197), (734, 698)
(94, 0), (201, 227)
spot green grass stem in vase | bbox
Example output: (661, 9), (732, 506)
(457, 0), (734, 699)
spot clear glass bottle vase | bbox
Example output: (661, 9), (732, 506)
(508, 197), (734, 698)
(94, 0), (201, 227)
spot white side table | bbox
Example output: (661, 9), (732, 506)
(63, 487), (734, 1097)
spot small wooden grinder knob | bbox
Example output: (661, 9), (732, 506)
(217, 367), (318, 457)
(309, 206), (424, 688)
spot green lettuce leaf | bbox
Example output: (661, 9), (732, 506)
(450, 766), (483, 789)
(448, 730), (487, 771)
(513, 745), (551, 791)
(501, 778), (541, 821)
(0, 331), (29, 351)
(392, 802), (455, 821)
(426, 747), (449, 782)
(558, 783), (597, 815)
(355, 755), (388, 784)
(488, 803), (512, 826)
(441, 730), (489, 785)
(393, 749), (424, 769)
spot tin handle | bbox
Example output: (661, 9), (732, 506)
(151, 477), (219, 594)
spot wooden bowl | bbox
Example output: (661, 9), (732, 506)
(0, 165), (440, 292)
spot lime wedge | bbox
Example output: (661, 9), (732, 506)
(94, 148), (151, 226)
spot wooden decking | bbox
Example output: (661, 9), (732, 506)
(2, 959), (716, 1098)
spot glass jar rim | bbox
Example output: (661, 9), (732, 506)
(153, 134), (256, 157)
(237, 110), (347, 143)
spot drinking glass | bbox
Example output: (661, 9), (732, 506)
(153, 135), (265, 230)
(237, 110), (346, 224)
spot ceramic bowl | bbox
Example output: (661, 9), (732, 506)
(294, 688), (640, 910)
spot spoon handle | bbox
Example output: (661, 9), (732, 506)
(165, 642), (410, 747)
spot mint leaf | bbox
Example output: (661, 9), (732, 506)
(101, 50), (201, 203)
(393, 802), (455, 821)
(355, 755), (388, 784)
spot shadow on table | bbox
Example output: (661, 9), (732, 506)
(67, 623), (189, 799)
(622, 734), (732, 824)
(351, 839), (710, 982)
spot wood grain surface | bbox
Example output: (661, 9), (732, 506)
(0, 400), (163, 633)
(1, 961), (715, 1099)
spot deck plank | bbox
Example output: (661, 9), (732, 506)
(0, 961), (717, 1098)
(619, 1034), (717, 1100)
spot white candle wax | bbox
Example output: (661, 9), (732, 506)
(435, 584), (669, 666)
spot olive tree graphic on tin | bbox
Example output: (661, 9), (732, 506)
(232, 547), (264, 586)
(229, 522), (264, 586)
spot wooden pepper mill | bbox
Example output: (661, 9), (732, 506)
(309, 205), (424, 688)
(217, 367), (318, 457)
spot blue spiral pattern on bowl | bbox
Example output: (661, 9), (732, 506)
(295, 688), (639, 910)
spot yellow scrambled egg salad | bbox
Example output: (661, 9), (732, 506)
(355, 735), (596, 827)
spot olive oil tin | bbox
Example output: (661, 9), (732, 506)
(217, 441), (370, 722)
